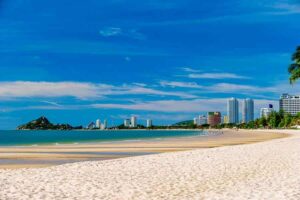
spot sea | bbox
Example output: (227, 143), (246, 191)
(0, 130), (206, 146)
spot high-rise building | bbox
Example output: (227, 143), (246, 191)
(87, 122), (95, 129)
(124, 119), (130, 127)
(227, 98), (239, 124)
(131, 116), (137, 128)
(207, 112), (221, 126)
(280, 93), (300, 115)
(193, 117), (198, 125)
(146, 119), (152, 128)
(96, 119), (101, 129)
(101, 119), (107, 130)
(242, 98), (254, 123)
(198, 115), (207, 125)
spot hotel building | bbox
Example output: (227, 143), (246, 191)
(207, 112), (221, 126)
(198, 115), (207, 125)
(280, 93), (300, 116)
(193, 117), (198, 125)
(227, 98), (239, 124)
(260, 104), (274, 119)
(242, 98), (254, 123)
(124, 119), (130, 127)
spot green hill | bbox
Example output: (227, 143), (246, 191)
(17, 116), (74, 130)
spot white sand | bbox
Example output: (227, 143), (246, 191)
(0, 130), (299, 200)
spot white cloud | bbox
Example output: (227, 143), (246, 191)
(0, 81), (104, 99)
(0, 81), (196, 100)
(188, 73), (249, 79)
(99, 27), (122, 37)
(99, 27), (146, 40)
(40, 101), (62, 107)
(270, 3), (300, 15)
(92, 99), (227, 113)
(113, 86), (197, 99)
(160, 81), (203, 89)
(181, 67), (201, 73)
(208, 83), (275, 93)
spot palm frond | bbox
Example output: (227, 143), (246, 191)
(289, 67), (300, 84)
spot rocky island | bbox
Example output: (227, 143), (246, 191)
(17, 116), (81, 130)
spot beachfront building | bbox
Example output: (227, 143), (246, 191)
(124, 119), (130, 127)
(242, 98), (254, 123)
(280, 93), (300, 115)
(96, 119), (101, 129)
(131, 116), (137, 128)
(198, 115), (207, 125)
(101, 120), (107, 130)
(227, 98), (239, 124)
(207, 112), (221, 126)
(146, 119), (152, 128)
(193, 117), (198, 125)
(87, 122), (95, 129)
(260, 104), (274, 118)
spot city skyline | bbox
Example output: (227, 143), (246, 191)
(0, 1), (300, 129)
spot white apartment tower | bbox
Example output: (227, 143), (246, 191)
(131, 116), (137, 128)
(96, 119), (101, 129)
(227, 98), (239, 124)
(193, 117), (198, 125)
(146, 119), (152, 128)
(101, 120), (107, 130)
(242, 98), (254, 123)
(124, 119), (130, 127)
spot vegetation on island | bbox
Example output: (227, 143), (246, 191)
(116, 124), (146, 129)
(17, 116), (82, 130)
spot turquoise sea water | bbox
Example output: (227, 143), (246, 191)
(0, 130), (206, 146)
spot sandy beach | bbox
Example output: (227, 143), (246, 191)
(0, 130), (286, 169)
(0, 130), (298, 199)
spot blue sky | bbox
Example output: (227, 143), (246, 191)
(0, 0), (300, 129)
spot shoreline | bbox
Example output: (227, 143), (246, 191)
(0, 129), (288, 169)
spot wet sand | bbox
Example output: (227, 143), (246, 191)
(0, 130), (288, 169)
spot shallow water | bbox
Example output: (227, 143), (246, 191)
(0, 130), (206, 146)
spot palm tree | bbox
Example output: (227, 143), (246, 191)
(289, 46), (300, 84)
